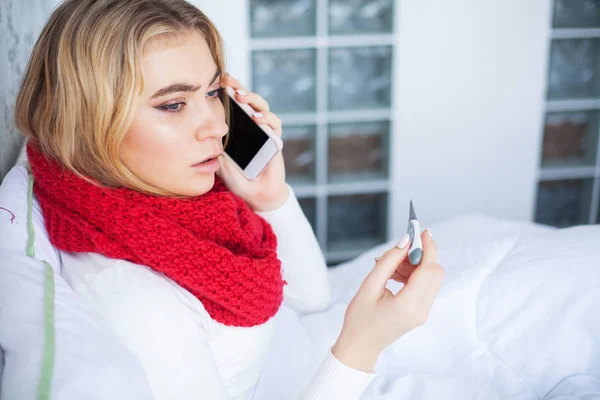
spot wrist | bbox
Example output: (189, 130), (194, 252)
(251, 185), (290, 212)
(331, 336), (381, 373)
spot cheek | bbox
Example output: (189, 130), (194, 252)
(121, 115), (187, 174)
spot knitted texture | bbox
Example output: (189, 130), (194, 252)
(27, 142), (285, 327)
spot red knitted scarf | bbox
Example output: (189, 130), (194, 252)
(27, 142), (285, 327)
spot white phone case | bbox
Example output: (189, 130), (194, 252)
(224, 87), (283, 180)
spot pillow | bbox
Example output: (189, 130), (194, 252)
(0, 165), (154, 399)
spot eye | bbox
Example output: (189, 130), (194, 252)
(207, 88), (224, 98)
(157, 102), (185, 112)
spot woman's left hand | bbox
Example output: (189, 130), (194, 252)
(217, 74), (289, 212)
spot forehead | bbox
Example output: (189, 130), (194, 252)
(141, 31), (217, 91)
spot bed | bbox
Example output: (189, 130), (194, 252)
(252, 214), (600, 399)
(2, 145), (599, 399)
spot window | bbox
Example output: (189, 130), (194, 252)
(249, 0), (396, 263)
(536, 0), (600, 227)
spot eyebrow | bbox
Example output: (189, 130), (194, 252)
(150, 69), (221, 99)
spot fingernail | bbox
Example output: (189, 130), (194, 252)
(374, 256), (381, 262)
(426, 229), (433, 239)
(253, 112), (263, 118)
(396, 233), (410, 249)
(236, 89), (247, 96)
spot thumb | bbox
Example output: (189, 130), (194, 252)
(361, 234), (411, 298)
(217, 154), (244, 185)
(216, 154), (233, 178)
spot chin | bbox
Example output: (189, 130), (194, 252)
(180, 173), (216, 197)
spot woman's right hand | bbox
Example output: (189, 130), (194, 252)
(331, 230), (444, 372)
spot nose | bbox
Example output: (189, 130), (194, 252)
(194, 106), (228, 142)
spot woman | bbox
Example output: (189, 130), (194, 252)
(5, 0), (444, 398)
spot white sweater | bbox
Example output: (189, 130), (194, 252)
(60, 188), (376, 400)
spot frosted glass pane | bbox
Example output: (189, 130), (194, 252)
(329, 0), (394, 34)
(253, 49), (317, 113)
(329, 46), (392, 110)
(328, 121), (389, 182)
(597, 193), (600, 224)
(547, 39), (600, 99)
(535, 179), (594, 227)
(553, 0), (600, 28)
(542, 111), (599, 167)
(283, 125), (316, 184)
(250, 0), (316, 37)
(328, 193), (387, 251)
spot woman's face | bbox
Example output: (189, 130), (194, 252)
(120, 30), (228, 197)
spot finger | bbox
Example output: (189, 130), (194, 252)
(235, 91), (271, 113)
(395, 260), (417, 278)
(216, 154), (243, 182)
(391, 271), (409, 283)
(253, 112), (282, 136)
(221, 74), (247, 92)
(361, 234), (410, 297)
(392, 230), (442, 310)
(402, 264), (444, 320)
(419, 264), (444, 312)
(373, 258), (414, 282)
(396, 266), (432, 305)
(421, 229), (438, 265)
(215, 154), (230, 179)
(396, 259), (443, 307)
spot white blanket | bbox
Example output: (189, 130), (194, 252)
(252, 214), (600, 399)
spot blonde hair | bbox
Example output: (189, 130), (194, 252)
(14, 0), (229, 195)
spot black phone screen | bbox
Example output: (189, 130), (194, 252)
(224, 95), (269, 169)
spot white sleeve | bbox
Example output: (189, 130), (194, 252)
(258, 190), (375, 399)
(256, 186), (331, 314)
(72, 262), (231, 400)
(299, 349), (377, 400)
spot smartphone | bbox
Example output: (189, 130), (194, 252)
(223, 87), (283, 180)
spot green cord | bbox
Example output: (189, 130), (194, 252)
(26, 166), (56, 400)
(26, 167), (35, 258)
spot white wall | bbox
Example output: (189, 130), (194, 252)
(192, 1), (250, 86)
(390, 0), (553, 233)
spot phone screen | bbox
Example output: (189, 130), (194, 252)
(224, 95), (269, 169)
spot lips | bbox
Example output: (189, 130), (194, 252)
(195, 157), (215, 166)
(191, 152), (222, 173)
(193, 152), (222, 166)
